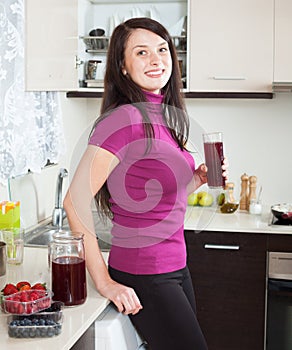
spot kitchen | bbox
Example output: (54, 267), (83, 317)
(0, 0), (292, 349)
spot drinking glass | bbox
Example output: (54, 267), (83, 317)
(203, 132), (225, 189)
(1, 228), (24, 265)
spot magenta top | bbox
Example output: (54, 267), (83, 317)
(89, 91), (195, 274)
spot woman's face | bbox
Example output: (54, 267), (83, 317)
(122, 28), (172, 94)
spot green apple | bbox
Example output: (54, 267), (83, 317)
(198, 192), (214, 207)
(217, 192), (225, 206)
(187, 192), (199, 206)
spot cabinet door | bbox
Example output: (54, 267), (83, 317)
(188, 0), (273, 92)
(274, 0), (292, 82)
(185, 231), (267, 350)
(26, 0), (78, 91)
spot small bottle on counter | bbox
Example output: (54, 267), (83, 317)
(220, 182), (239, 214)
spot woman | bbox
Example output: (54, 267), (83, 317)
(64, 17), (226, 349)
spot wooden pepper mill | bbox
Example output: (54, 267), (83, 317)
(248, 175), (257, 210)
(240, 173), (249, 210)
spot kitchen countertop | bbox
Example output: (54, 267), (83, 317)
(184, 205), (292, 234)
(0, 247), (110, 350)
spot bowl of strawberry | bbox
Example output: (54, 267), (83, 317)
(1, 281), (52, 315)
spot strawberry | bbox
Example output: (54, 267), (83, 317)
(29, 291), (40, 301)
(19, 284), (31, 291)
(20, 291), (29, 302)
(1, 283), (18, 296)
(16, 303), (25, 314)
(16, 281), (31, 290)
(31, 282), (46, 291)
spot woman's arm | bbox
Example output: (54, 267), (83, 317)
(63, 145), (142, 315)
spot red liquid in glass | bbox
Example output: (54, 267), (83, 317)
(52, 256), (87, 306)
(204, 141), (225, 188)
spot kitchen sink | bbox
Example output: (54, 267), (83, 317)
(24, 223), (69, 247)
(24, 214), (112, 252)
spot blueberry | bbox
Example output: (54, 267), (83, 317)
(40, 328), (47, 337)
(29, 329), (36, 338)
(55, 324), (62, 335)
(22, 329), (29, 337)
(47, 329), (55, 337)
(8, 328), (14, 337)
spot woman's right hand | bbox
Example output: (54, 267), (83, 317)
(99, 279), (143, 315)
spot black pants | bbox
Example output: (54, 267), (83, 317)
(109, 266), (208, 350)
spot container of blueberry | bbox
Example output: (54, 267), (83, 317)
(7, 301), (64, 338)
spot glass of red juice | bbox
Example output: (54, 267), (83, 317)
(203, 132), (225, 188)
(50, 231), (87, 306)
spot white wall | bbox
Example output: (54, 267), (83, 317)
(185, 93), (292, 204)
(1, 92), (291, 229)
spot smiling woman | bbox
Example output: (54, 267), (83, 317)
(63, 17), (213, 350)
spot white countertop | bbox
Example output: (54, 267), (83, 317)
(0, 247), (109, 350)
(184, 205), (292, 235)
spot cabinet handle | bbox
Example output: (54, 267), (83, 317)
(204, 244), (240, 250)
(75, 56), (84, 69)
(212, 76), (247, 81)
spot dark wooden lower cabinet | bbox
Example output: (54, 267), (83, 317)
(185, 231), (267, 350)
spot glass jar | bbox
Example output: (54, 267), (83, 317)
(49, 231), (87, 306)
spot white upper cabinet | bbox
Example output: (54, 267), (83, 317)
(188, 0), (274, 92)
(26, 0), (78, 91)
(274, 0), (292, 83)
(25, 0), (187, 92)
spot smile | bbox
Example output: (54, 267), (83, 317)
(145, 69), (164, 77)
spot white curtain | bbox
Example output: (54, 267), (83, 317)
(0, 0), (65, 184)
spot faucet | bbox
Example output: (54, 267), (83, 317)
(52, 168), (68, 228)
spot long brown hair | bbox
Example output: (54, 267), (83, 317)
(92, 17), (190, 219)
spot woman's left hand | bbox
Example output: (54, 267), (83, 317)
(194, 163), (208, 187)
(191, 157), (229, 191)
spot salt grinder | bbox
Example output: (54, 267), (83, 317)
(240, 173), (249, 210)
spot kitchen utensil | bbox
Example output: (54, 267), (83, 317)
(86, 60), (102, 80)
(89, 28), (105, 37)
(239, 173), (249, 210)
(271, 203), (292, 221)
(89, 28), (106, 49)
